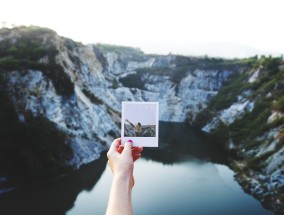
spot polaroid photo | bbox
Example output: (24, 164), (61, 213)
(121, 101), (159, 147)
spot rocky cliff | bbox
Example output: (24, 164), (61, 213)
(1, 26), (283, 214)
(194, 57), (284, 214)
(0, 26), (243, 170)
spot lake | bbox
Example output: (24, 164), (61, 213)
(0, 122), (274, 215)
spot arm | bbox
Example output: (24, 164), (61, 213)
(106, 138), (143, 215)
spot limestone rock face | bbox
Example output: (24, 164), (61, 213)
(1, 26), (283, 214)
(197, 61), (284, 214)
(0, 27), (236, 168)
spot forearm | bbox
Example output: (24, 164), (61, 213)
(106, 174), (133, 215)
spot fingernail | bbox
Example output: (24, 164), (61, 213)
(127, 139), (133, 143)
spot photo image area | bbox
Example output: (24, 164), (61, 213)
(121, 102), (159, 147)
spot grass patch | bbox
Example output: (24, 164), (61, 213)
(96, 43), (147, 62)
(119, 73), (145, 90)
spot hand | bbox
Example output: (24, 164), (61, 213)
(107, 138), (143, 188)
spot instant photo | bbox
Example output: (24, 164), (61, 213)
(121, 101), (159, 147)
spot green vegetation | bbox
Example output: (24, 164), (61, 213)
(64, 38), (78, 51)
(194, 71), (252, 128)
(192, 57), (284, 212)
(273, 96), (284, 112)
(0, 26), (74, 96)
(136, 66), (171, 75)
(242, 136), (284, 172)
(0, 82), (73, 183)
(193, 56), (284, 152)
(263, 56), (282, 75)
(175, 55), (256, 71)
(119, 55), (256, 90)
(171, 55), (255, 84)
(96, 43), (142, 54)
(244, 150), (276, 171)
(211, 121), (230, 145)
(0, 26), (76, 184)
(96, 43), (147, 62)
(210, 73), (250, 110)
(119, 66), (172, 89)
(229, 100), (271, 144)
(192, 108), (214, 128)
(119, 73), (145, 90)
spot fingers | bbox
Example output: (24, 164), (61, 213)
(121, 140), (142, 161)
(117, 145), (124, 154)
(132, 146), (143, 162)
(118, 146), (143, 153)
(132, 146), (143, 153)
(133, 153), (141, 162)
(109, 138), (143, 161)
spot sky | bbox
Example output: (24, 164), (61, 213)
(124, 103), (157, 125)
(1, 0), (284, 58)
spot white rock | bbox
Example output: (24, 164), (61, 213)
(268, 111), (284, 124)
(248, 67), (261, 83)
(3, 36), (237, 168)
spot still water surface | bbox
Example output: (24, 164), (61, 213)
(0, 122), (274, 215)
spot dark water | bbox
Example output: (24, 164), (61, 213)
(0, 122), (274, 215)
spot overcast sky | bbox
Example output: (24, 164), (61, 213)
(1, 0), (283, 58)
(124, 103), (157, 125)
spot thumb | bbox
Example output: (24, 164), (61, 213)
(122, 140), (133, 155)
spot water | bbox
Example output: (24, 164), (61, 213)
(0, 122), (274, 215)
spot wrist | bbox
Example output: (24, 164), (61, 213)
(113, 172), (131, 182)
(113, 173), (134, 189)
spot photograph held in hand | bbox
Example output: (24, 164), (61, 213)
(121, 101), (159, 147)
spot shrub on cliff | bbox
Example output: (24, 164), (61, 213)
(0, 27), (74, 97)
(195, 56), (284, 148)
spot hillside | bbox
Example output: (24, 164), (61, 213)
(193, 57), (284, 213)
(0, 26), (283, 214)
(0, 26), (246, 179)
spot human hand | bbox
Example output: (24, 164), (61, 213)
(107, 138), (143, 188)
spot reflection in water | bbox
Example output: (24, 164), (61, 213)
(132, 159), (273, 215)
(0, 122), (275, 215)
(143, 122), (228, 164)
(68, 122), (273, 215)
(0, 153), (107, 215)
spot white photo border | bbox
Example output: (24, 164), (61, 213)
(121, 101), (159, 147)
